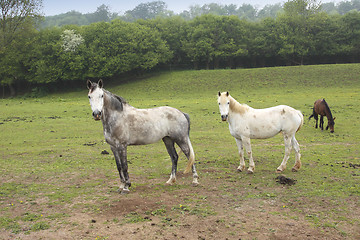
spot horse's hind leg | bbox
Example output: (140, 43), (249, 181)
(163, 137), (178, 185)
(277, 133), (293, 172)
(291, 136), (301, 172)
(320, 115), (324, 130)
(190, 163), (199, 186)
(176, 138), (199, 186)
(313, 112), (318, 128)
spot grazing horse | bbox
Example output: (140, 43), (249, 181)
(87, 79), (199, 194)
(309, 99), (335, 133)
(217, 92), (303, 173)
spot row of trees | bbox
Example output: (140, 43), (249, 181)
(42, 0), (360, 27)
(1, 0), (360, 96)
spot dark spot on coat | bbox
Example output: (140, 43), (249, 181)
(127, 114), (137, 127)
(166, 112), (176, 121)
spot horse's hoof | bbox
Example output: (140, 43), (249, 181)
(291, 168), (299, 172)
(247, 170), (254, 174)
(276, 169), (283, 173)
(192, 182), (199, 187)
(121, 189), (130, 195)
(237, 166), (246, 172)
(166, 179), (176, 185)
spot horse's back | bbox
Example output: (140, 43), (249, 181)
(277, 105), (303, 133)
(313, 99), (326, 115)
(252, 105), (302, 134)
(124, 106), (189, 144)
(229, 105), (302, 139)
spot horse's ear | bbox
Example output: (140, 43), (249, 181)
(98, 79), (103, 88)
(226, 92), (229, 97)
(87, 80), (92, 89)
(333, 117), (336, 121)
(218, 91), (221, 97)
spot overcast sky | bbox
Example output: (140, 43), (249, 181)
(42, 0), (341, 16)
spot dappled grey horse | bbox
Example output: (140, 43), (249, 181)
(87, 79), (199, 194)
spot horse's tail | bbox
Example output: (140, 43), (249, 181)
(308, 113), (314, 120)
(184, 138), (195, 174)
(308, 106), (315, 121)
(183, 113), (195, 174)
(296, 110), (304, 132)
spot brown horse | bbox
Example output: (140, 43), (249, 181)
(309, 99), (335, 133)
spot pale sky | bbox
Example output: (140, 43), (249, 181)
(42, 0), (341, 16)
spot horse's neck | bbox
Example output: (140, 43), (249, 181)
(229, 96), (248, 116)
(103, 92), (126, 120)
(323, 102), (333, 120)
(325, 109), (333, 120)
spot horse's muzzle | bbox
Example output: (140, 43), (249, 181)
(92, 111), (102, 121)
(221, 115), (228, 121)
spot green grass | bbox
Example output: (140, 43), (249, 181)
(0, 64), (359, 238)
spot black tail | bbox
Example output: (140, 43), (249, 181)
(183, 112), (191, 135)
(308, 113), (314, 120)
(308, 107), (314, 120)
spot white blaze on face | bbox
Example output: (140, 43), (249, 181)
(218, 92), (230, 121)
(88, 87), (104, 119)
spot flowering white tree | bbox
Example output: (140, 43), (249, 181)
(61, 29), (84, 52)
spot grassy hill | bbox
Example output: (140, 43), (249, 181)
(0, 64), (359, 239)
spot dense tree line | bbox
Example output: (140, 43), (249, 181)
(1, 0), (360, 96)
(42, 0), (360, 27)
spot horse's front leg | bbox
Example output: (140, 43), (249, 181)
(119, 146), (131, 194)
(110, 146), (125, 191)
(242, 137), (255, 173)
(235, 138), (246, 172)
(111, 145), (131, 194)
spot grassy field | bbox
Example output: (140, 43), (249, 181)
(1, 64), (359, 239)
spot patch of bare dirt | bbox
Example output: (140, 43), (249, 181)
(1, 171), (359, 240)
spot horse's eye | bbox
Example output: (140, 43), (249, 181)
(101, 95), (103, 98)
(218, 103), (220, 105)
(88, 96), (91, 99)
(227, 102), (230, 105)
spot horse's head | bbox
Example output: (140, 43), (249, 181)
(87, 79), (104, 121)
(326, 117), (336, 133)
(217, 91), (230, 121)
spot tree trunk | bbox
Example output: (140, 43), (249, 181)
(9, 83), (16, 97)
(214, 57), (220, 69)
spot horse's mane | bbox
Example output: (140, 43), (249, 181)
(229, 95), (249, 114)
(104, 89), (128, 111)
(322, 99), (334, 121)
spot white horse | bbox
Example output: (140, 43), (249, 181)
(217, 92), (303, 173)
(87, 79), (199, 194)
